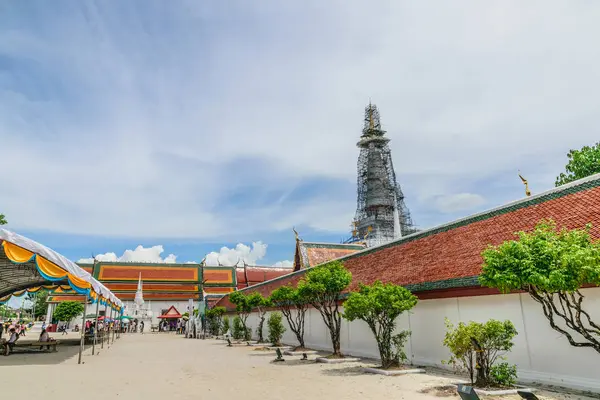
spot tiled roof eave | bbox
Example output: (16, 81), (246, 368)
(215, 173), (600, 304)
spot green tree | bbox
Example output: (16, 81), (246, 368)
(297, 261), (352, 357)
(33, 290), (49, 319)
(267, 312), (286, 347)
(205, 307), (226, 336)
(221, 316), (230, 336)
(53, 301), (84, 325)
(0, 213), (6, 225)
(555, 142), (600, 186)
(247, 292), (270, 343)
(443, 319), (518, 387)
(232, 316), (245, 340)
(270, 285), (309, 349)
(229, 291), (253, 340)
(0, 305), (17, 319)
(480, 220), (600, 352)
(343, 281), (418, 369)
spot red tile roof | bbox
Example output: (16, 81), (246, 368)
(216, 174), (600, 309)
(294, 242), (365, 271)
(236, 266), (292, 289)
(158, 305), (182, 319)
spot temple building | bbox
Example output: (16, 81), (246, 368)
(46, 262), (293, 316)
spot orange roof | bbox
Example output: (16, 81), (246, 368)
(294, 241), (365, 271)
(158, 305), (182, 319)
(236, 266), (292, 289)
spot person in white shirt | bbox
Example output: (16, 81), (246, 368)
(39, 329), (52, 351)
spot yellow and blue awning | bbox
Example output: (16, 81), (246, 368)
(0, 229), (124, 313)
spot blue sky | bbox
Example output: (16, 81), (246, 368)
(2, 1), (600, 266)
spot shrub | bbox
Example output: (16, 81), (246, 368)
(343, 281), (417, 368)
(221, 316), (230, 336)
(232, 316), (244, 340)
(490, 362), (517, 387)
(391, 330), (411, 365)
(443, 319), (517, 387)
(267, 312), (286, 346)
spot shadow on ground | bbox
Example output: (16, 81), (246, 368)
(269, 359), (319, 366)
(320, 365), (368, 377)
(0, 340), (93, 366)
(248, 352), (277, 357)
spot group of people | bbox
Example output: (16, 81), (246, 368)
(1, 320), (30, 339)
(124, 319), (143, 334)
(1, 326), (55, 355)
(158, 318), (186, 334)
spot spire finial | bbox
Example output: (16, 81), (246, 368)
(518, 171), (532, 197)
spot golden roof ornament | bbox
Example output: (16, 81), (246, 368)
(364, 226), (373, 240)
(518, 171), (531, 197)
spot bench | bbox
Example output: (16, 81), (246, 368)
(2, 340), (60, 355)
(151, 325), (159, 333)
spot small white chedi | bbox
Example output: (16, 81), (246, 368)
(129, 273), (154, 329)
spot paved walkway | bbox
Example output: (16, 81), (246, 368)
(0, 333), (593, 400)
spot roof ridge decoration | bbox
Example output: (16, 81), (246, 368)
(93, 261), (201, 267)
(301, 242), (367, 248)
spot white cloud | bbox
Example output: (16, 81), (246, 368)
(2, 2), (600, 239)
(76, 242), (291, 267)
(434, 193), (486, 214)
(78, 245), (178, 264)
(205, 242), (268, 266)
(271, 260), (293, 269)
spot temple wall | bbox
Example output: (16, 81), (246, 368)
(243, 287), (600, 392)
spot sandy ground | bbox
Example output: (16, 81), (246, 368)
(0, 333), (597, 400)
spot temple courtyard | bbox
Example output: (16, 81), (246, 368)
(0, 333), (595, 400)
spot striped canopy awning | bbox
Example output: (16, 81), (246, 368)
(0, 229), (124, 312)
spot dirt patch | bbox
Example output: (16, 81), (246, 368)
(324, 354), (346, 359)
(373, 364), (418, 371)
(419, 385), (459, 397)
(293, 347), (313, 352)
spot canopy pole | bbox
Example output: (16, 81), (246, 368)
(111, 308), (116, 344)
(101, 308), (105, 350)
(108, 308), (113, 348)
(92, 300), (99, 355)
(78, 299), (88, 365)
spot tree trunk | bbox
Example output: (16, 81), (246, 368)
(257, 314), (265, 343)
(296, 331), (305, 348)
(329, 313), (342, 356)
(471, 338), (489, 387)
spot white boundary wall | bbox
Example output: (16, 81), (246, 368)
(245, 288), (600, 392)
